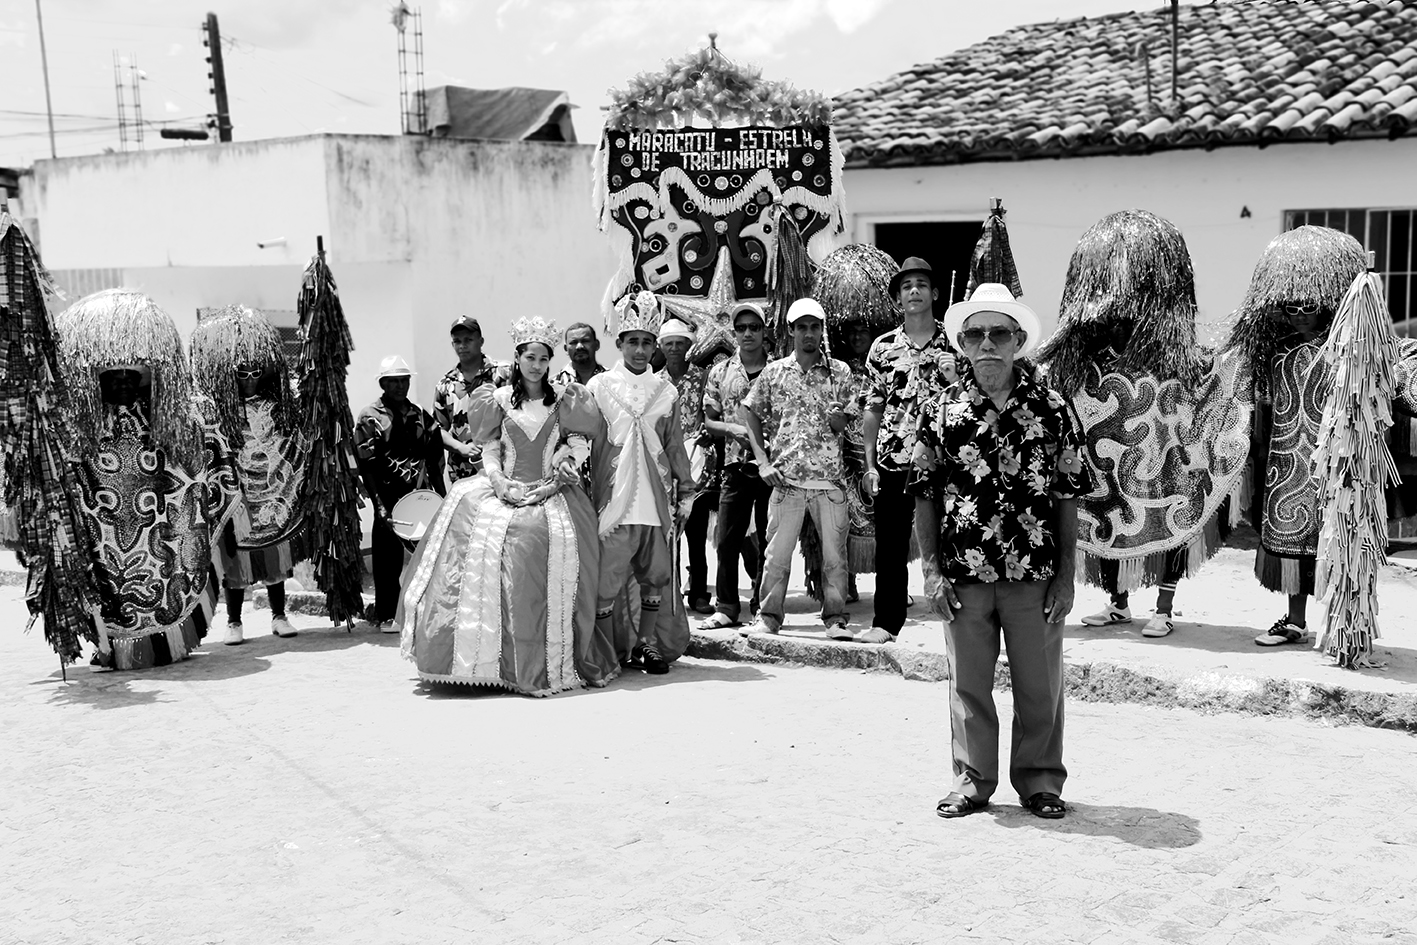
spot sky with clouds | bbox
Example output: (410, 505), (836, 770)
(0, 0), (1163, 167)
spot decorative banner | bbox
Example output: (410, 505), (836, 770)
(594, 122), (845, 324)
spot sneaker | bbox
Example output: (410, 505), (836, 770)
(223, 621), (245, 646)
(270, 615), (298, 638)
(640, 643), (670, 675)
(825, 620), (854, 641)
(380, 620), (400, 634)
(1141, 611), (1174, 638)
(855, 627), (895, 644)
(1254, 617), (1307, 647)
(1081, 604), (1132, 627)
(739, 619), (779, 637)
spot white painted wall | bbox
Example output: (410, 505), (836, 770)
(321, 135), (619, 407)
(27, 137), (331, 270)
(23, 134), (622, 411)
(844, 137), (1417, 342)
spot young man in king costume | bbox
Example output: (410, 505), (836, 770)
(586, 291), (695, 675)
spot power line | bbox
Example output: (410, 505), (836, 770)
(224, 33), (377, 108)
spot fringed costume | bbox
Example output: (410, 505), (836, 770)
(397, 318), (619, 695)
(1223, 226), (1367, 599)
(295, 253), (367, 625)
(1311, 269), (1403, 668)
(191, 307), (309, 593)
(0, 208), (99, 667)
(1036, 210), (1253, 596)
(56, 290), (240, 670)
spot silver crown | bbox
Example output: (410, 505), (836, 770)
(509, 316), (561, 350)
(614, 290), (664, 336)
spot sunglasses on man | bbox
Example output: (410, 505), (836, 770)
(1282, 301), (1321, 316)
(958, 327), (1020, 347)
(234, 368), (264, 380)
(734, 322), (765, 333)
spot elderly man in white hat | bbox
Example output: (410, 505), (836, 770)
(741, 297), (859, 640)
(354, 355), (447, 629)
(909, 283), (1093, 821)
(657, 315), (720, 613)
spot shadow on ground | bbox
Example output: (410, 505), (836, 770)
(34, 625), (397, 709)
(990, 802), (1203, 849)
(409, 657), (769, 700)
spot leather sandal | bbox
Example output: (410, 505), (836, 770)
(935, 792), (988, 818)
(1021, 792), (1066, 819)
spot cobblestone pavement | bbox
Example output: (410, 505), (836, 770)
(3, 588), (1415, 945)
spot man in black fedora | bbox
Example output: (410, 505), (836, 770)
(856, 256), (961, 644)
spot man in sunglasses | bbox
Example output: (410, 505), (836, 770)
(910, 283), (1092, 821)
(700, 302), (772, 628)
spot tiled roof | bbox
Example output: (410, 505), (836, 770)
(833, 0), (1417, 167)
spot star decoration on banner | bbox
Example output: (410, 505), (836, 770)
(657, 248), (763, 364)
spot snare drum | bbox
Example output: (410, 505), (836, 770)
(389, 489), (443, 547)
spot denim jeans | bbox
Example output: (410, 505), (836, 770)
(758, 484), (849, 630)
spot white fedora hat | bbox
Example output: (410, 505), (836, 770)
(378, 355), (415, 379)
(943, 283), (1042, 358)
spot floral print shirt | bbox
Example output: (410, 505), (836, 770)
(865, 325), (961, 471)
(742, 354), (858, 484)
(704, 353), (766, 468)
(433, 359), (511, 480)
(908, 365), (1093, 585)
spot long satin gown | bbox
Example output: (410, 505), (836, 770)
(397, 384), (618, 695)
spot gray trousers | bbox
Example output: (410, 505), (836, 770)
(945, 580), (1066, 802)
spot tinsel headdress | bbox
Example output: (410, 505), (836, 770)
(613, 290), (664, 337)
(1037, 209), (1204, 396)
(55, 288), (200, 464)
(1222, 225), (1365, 396)
(813, 243), (899, 358)
(510, 316), (560, 352)
(190, 304), (297, 450)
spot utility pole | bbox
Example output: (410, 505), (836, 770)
(34, 0), (57, 158)
(202, 12), (233, 142)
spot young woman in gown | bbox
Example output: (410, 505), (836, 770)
(397, 317), (619, 695)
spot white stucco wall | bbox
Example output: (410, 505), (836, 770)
(321, 135), (618, 406)
(22, 134), (621, 410)
(844, 137), (1417, 342)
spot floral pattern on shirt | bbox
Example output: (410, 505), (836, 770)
(865, 326), (961, 471)
(704, 354), (766, 468)
(742, 355), (858, 483)
(908, 365), (1093, 585)
(433, 360), (511, 480)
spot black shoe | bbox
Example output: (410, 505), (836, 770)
(624, 645), (645, 670)
(640, 643), (670, 675)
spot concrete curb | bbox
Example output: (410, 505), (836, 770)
(686, 629), (1417, 734)
(7, 577), (1415, 732)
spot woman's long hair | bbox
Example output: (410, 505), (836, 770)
(509, 342), (558, 409)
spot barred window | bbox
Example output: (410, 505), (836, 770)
(1284, 208), (1417, 335)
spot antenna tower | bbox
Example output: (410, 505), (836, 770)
(393, 3), (427, 135)
(112, 52), (144, 151)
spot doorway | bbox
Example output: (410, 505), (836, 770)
(871, 220), (983, 306)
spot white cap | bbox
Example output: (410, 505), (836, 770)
(786, 297), (827, 325)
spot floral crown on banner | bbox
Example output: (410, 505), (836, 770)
(509, 316), (561, 351)
(614, 290), (664, 337)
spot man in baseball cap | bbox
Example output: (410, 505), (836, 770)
(434, 314), (510, 483)
(740, 297), (859, 641)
